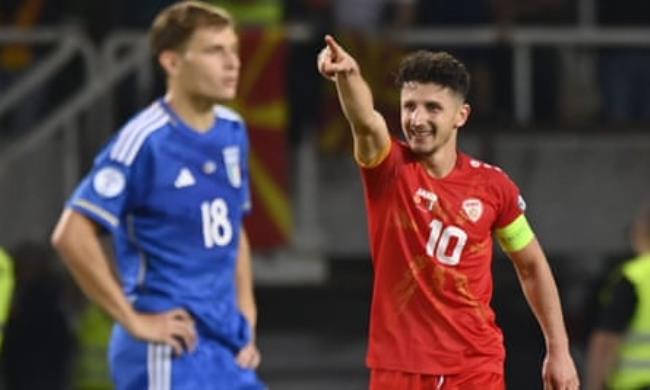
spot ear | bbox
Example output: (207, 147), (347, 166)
(159, 50), (180, 77)
(455, 103), (471, 128)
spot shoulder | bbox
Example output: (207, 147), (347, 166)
(214, 105), (245, 125)
(108, 101), (171, 166)
(623, 254), (650, 279)
(462, 154), (516, 186)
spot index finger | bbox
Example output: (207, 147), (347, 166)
(324, 34), (342, 60)
(170, 308), (194, 323)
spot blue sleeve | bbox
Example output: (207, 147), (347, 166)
(66, 140), (148, 234)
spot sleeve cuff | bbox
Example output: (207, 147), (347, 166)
(69, 199), (120, 231)
(355, 140), (392, 169)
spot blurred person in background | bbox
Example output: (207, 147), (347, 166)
(597, 0), (650, 125)
(0, 247), (14, 350)
(317, 35), (579, 389)
(0, 246), (13, 390)
(0, 0), (63, 136)
(331, 0), (415, 34)
(51, 2), (263, 389)
(209, 0), (283, 27)
(0, 242), (74, 390)
(72, 302), (114, 390)
(586, 206), (650, 390)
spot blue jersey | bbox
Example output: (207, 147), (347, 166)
(68, 98), (252, 352)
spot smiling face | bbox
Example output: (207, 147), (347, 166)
(164, 26), (240, 103)
(400, 81), (470, 156)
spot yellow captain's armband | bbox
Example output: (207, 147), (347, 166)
(355, 140), (391, 169)
(495, 214), (535, 253)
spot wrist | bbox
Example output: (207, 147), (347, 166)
(546, 337), (570, 354)
(120, 308), (141, 335)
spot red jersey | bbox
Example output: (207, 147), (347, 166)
(361, 139), (525, 375)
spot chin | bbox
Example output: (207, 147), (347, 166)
(409, 141), (436, 156)
(209, 92), (236, 103)
(219, 90), (237, 101)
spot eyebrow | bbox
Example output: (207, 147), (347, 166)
(425, 101), (443, 109)
(402, 99), (444, 109)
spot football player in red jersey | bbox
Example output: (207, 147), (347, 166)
(317, 35), (579, 390)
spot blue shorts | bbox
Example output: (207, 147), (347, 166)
(108, 324), (265, 390)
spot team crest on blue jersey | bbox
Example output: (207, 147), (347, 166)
(223, 146), (241, 188)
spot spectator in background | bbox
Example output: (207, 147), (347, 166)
(332, 0), (416, 34)
(414, 0), (578, 125)
(210, 0), (283, 27)
(0, 247), (14, 350)
(284, 0), (332, 146)
(0, 242), (74, 390)
(0, 0), (63, 136)
(413, 0), (512, 124)
(496, 0), (582, 125)
(597, 1), (650, 125)
(586, 206), (650, 390)
(72, 302), (113, 390)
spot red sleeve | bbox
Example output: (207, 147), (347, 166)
(359, 138), (405, 201)
(494, 172), (526, 229)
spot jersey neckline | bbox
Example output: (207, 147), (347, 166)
(412, 148), (467, 182)
(158, 97), (218, 138)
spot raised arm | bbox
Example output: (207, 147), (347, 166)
(51, 209), (196, 355)
(507, 238), (580, 390)
(317, 34), (390, 166)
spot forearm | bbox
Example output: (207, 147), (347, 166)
(52, 210), (137, 329)
(334, 71), (381, 134)
(236, 230), (257, 330)
(514, 251), (569, 351)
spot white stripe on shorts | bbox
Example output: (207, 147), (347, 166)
(148, 343), (172, 390)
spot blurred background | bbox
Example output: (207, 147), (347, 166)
(1, 0), (649, 388)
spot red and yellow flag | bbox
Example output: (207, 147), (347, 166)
(233, 28), (291, 249)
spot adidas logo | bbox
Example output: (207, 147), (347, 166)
(174, 167), (196, 188)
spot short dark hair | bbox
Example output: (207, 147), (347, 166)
(149, 1), (234, 57)
(395, 51), (470, 100)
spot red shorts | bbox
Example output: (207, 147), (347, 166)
(370, 368), (505, 390)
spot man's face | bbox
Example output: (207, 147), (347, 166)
(170, 26), (240, 102)
(400, 82), (469, 156)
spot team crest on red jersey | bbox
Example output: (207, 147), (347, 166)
(413, 188), (438, 211)
(462, 198), (483, 222)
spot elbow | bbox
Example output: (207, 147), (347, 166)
(50, 221), (72, 258)
(350, 114), (380, 136)
(50, 210), (86, 261)
(513, 260), (542, 283)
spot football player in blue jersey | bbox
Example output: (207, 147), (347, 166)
(51, 2), (264, 389)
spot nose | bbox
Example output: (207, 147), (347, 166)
(410, 107), (426, 127)
(224, 51), (240, 70)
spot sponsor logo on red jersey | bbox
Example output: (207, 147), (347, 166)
(413, 188), (438, 211)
